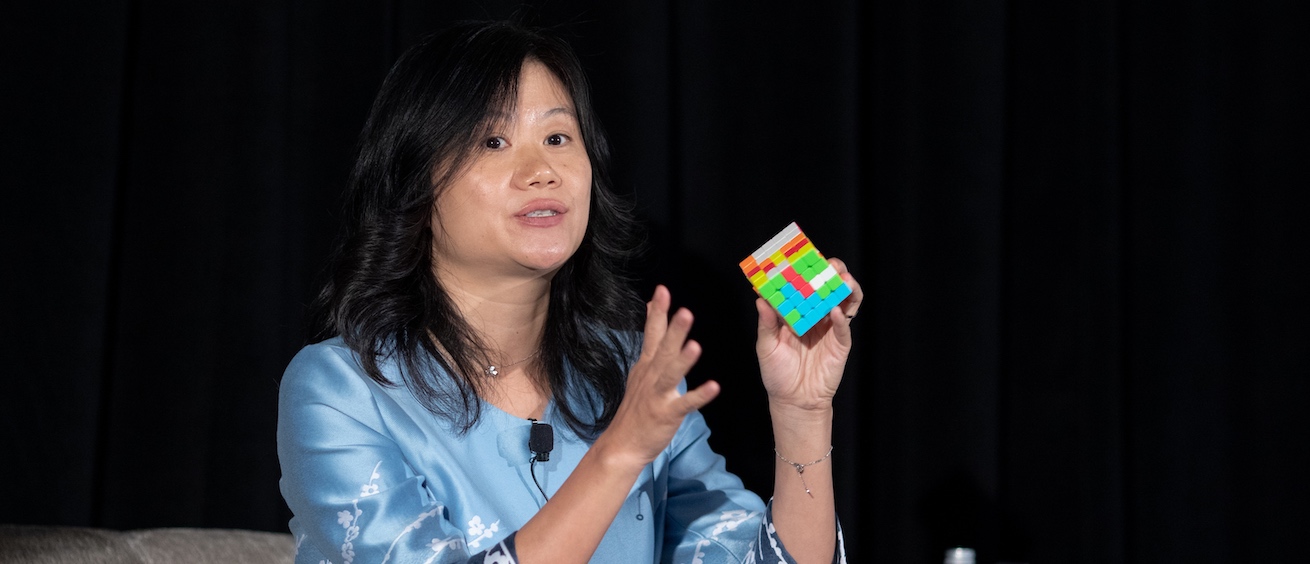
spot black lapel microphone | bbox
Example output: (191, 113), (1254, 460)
(528, 419), (553, 462)
(528, 419), (553, 501)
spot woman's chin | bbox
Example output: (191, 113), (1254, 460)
(514, 248), (575, 274)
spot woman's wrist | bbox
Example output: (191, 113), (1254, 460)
(588, 429), (657, 476)
(769, 403), (833, 459)
(768, 401), (834, 429)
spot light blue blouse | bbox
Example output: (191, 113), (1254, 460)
(277, 336), (844, 563)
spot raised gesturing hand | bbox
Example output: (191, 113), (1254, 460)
(603, 285), (720, 467)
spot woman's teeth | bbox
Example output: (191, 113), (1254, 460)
(525, 210), (559, 217)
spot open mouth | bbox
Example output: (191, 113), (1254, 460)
(524, 210), (559, 218)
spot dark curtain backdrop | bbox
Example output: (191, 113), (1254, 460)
(2, 1), (1306, 563)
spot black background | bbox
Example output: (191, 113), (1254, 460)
(2, 1), (1306, 563)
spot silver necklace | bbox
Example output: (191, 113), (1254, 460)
(486, 350), (540, 376)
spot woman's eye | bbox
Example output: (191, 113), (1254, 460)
(546, 134), (567, 146)
(484, 137), (506, 149)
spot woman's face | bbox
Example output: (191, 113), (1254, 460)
(431, 60), (592, 281)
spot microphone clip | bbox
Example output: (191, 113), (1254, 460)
(528, 418), (553, 462)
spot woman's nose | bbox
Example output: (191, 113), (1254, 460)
(516, 150), (559, 189)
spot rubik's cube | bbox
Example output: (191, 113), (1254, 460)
(740, 222), (852, 336)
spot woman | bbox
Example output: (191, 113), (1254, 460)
(278, 21), (861, 564)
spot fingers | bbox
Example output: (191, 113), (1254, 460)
(655, 308), (701, 385)
(681, 379), (721, 411)
(827, 257), (863, 320)
(638, 285), (701, 389)
(755, 297), (780, 339)
(641, 285), (672, 357)
(612, 286), (717, 464)
(827, 304), (853, 347)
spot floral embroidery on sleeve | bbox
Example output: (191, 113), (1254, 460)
(465, 515), (501, 549)
(336, 461), (384, 564)
(381, 507), (442, 564)
(836, 523), (847, 563)
(360, 461), (382, 497)
(428, 535), (465, 554)
(337, 501), (362, 564)
(754, 503), (848, 564)
(481, 539), (516, 564)
(711, 509), (760, 540)
(691, 539), (711, 564)
(764, 522), (787, 562)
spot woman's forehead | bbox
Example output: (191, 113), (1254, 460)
(497, 61), (576, 121)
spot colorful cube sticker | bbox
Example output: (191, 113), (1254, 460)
(740, 222), (852, 336)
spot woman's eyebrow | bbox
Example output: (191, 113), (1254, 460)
(486, 106), (576, 124)
(539, 106), (577, 119)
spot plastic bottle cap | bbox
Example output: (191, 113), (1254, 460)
(944, 547), (976, 564)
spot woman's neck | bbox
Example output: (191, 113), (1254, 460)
(434, 266), (554, 419)
(435, 265), (550, 366)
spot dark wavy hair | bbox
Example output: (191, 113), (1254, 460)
(312, 21), (644, 439)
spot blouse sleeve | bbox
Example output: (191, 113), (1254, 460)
(277, 343), (520, 564)
(660, 383), (846, 564)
